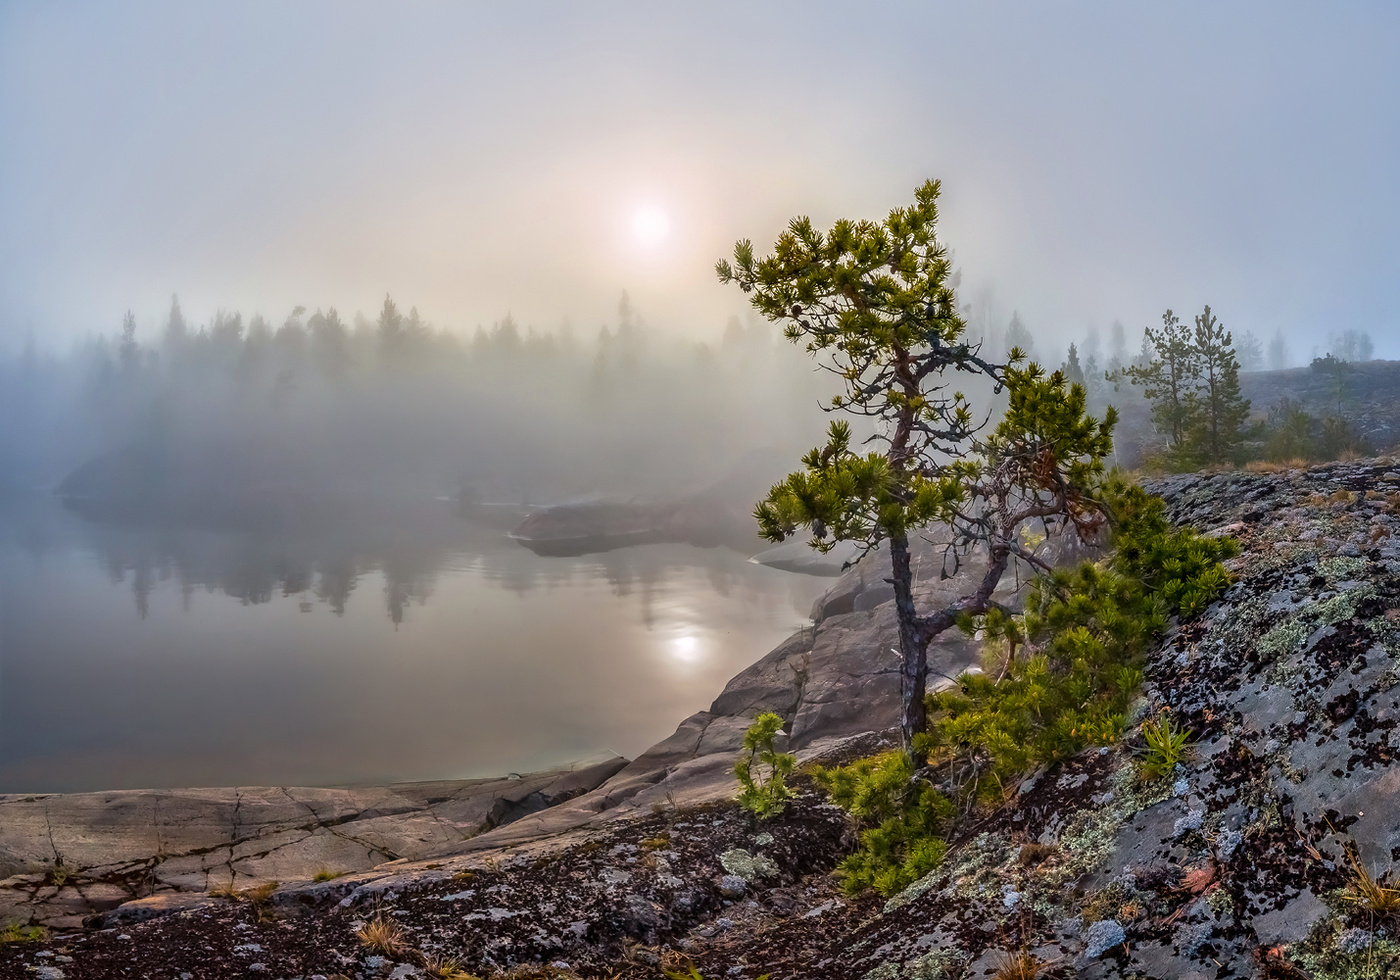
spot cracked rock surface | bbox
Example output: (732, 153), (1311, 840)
(0, 760), (627, 928)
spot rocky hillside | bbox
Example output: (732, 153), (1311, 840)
(4, 458), (1400, 979)
(1240, 360), (1400, 449)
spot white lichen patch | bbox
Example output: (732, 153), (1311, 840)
(719, 848), (776, 882)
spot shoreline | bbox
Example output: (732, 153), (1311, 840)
(1, 542), (982, 929)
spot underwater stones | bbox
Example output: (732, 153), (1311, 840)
(0, 759), (630, 927)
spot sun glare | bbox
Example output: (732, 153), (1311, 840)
(631, 206), (671, 248)
(670, 633), (700, 662)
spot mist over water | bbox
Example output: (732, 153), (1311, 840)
(0, 494), (825, 794)
(0, 303), (856, 793)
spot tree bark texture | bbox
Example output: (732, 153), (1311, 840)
(888, 532), (930, 764)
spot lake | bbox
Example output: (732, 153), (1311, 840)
(0, 497), (828, 793)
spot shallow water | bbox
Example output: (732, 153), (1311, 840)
(0, 497), (826, 793)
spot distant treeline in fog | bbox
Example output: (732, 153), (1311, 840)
(1, 292), (1387, 512)
(0, 294), (837, 506)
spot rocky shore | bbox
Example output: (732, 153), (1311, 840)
(5, 457), (1400, 979)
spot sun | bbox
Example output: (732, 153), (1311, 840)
(630, 206), (671, 248)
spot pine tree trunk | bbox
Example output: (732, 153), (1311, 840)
(888, 532), (930, 765)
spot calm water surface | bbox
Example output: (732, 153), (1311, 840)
(0, 498), (826, 793)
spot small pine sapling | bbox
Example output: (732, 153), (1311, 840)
(1105, 479), (1238, 618)
(812, 477), (1237, 897)
(1138, 716), (1192, 781)
(926, 478), (1234, 804)
(814, 751), (953, 896)
(735, 712), (796, 818)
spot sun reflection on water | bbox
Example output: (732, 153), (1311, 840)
(669, 632), (702, 662)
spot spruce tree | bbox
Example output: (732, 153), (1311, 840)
(1186, 305), (1250, 466)
(1062, 342), (1085, 386)
(1003, 311), (1036, 361)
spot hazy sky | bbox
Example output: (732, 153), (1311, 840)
(1, 2), (1397, 357)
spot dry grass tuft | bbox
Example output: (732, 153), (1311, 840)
(357, 914), (412, 958)
(495, 965), (591, 980)
(312, 867), (347, 883)
(992, 951), (1050, 980)
(209, 878), (278, 919)
(1341, 852), (1400, 921)
(1244, 458), (1308, 473)
(421, 952), (480, 979)
(242, 880), (278, 904)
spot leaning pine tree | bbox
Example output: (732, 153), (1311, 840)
(717, 179), (1117, 764)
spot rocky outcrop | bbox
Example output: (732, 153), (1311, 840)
(0, 759), (626, 929)
(10, 460), (1400, 980)
(1240, 359), (1400, 449)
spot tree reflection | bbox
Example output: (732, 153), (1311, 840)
(6, 497), (791, 626)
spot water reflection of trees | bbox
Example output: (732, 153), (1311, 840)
(7, 500), (803, 625)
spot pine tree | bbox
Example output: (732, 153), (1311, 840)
(1236, 330), (1264, 372)
(376, 294), (405, 364)
(1185, 305), (1250, 466)
(718, 179), (1116, 761)
(1107, 321), (1128, 375)
(1120, 310), (1197, 456)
